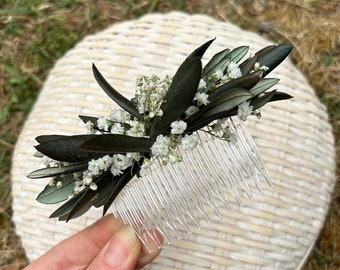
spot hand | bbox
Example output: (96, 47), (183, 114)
(24, 214), (163, 270)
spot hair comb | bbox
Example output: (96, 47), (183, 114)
(28, 38), (292, 250)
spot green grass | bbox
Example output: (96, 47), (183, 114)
(0, 0), (339, 269)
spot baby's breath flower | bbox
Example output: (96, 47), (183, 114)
(109, 108), (131, 123)
(237, 101), (253, 121)
(151, 135), (171, 157)
(97, 116), (110, 131)
(227, 62), (242, 79)
(185, 105), (199, 117)
(254, 62), (269, 72)
(141, 157), (151, 169)
(198, 78), (207, 90)
(194, 92), (209, 106)
(110, 123), (125, 135)
(89, 183), (98, 191)
(170, 120), (187, 135)
(181, 134), (199, 151)
(126, 121), (145, 137)
(85, 121), (95, 134)
(213, 68), (224, 80)
(135, 74), (171, 120)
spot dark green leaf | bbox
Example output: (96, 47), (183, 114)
(36, 135), (110, 163)
(239, 54), (258, 74)
(28, 163), (88, 179)
(149, 39), (214, 138)
(186, 88), (252, 132)
(268, 91), (293, 102)
(255, 44), (293, 76)
(102, 161), (140, 216)
(80, 134), (153, 153)
(37, 174), (75, 204)
(209, 70), (263, 100)
(49, 192), (82, 219)
(36, 135), (67, 144)
(92, 64), (142, 121)
(249, 78), (280, 96)
(79, 115), (98, 125)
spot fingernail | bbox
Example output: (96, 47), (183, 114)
(104, 225), (138, 267)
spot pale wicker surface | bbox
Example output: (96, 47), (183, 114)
(11, 12), (336, 269)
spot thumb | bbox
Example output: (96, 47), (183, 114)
(88, 225), (141, 270)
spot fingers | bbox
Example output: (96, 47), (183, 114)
(88, 227), (164, 270)
(88, 225), (141, 270)
(136, 230), (163, 269)
(25, 215), (124, 270)
(24, 214), (164, 270)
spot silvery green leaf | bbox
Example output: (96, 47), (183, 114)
(203, 48), (230, 77)
(49, 192), (82, 219)
(36, 135), (109, 163)
(203, 46), (249, 79)
(209, 70), (262, 100)
(27, 163), (88, 179)
(92, 64), (142, 121)
(250, 78), (280, 96)
(227, 46), (249, 64)
(250, 90), (276, 110)
(80, 134), (153, 153)
(149, 39), (214, 138)
(36, 174), (75, 204)
(33, 151), (44, 158)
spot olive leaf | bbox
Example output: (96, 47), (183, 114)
(203, 46), (249, 79)
(92, 64), (142, 121)
(186, 88), (253, 132)
(35, 135), (109, 163)
(255, 44), (293, 76)
(102, 161), (141, 216)
(79, 134), (153, 153)
(208, 70), (263, 101)
(27, 163), (88, 179)
(203, 48), (230, 76)
(149, 39), (214, 138)
(37, 174), (75, 204)
(239, 54), (258, 74)
(249, 78), (280, 96)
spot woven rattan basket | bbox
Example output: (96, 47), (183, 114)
(11, 12), (336, 269)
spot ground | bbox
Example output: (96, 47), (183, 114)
(0, 0), (339, 269)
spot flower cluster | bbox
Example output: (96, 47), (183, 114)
(28, 39), (292, 221)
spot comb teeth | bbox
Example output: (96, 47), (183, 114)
(111, 118), (272, 250)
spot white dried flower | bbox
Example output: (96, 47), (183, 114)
(151, 135), (171, 157)
(194, 92), (209, 106)
(181, 134), (199, 151)
(237, 101), (253, 121)
(170, 120), (187, 135)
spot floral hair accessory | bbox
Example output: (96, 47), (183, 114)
(28, 38), (292, 245)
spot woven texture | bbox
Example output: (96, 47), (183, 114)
(11, 12), (336, 269)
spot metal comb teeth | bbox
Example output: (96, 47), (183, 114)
(111, 117), (272, 250)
